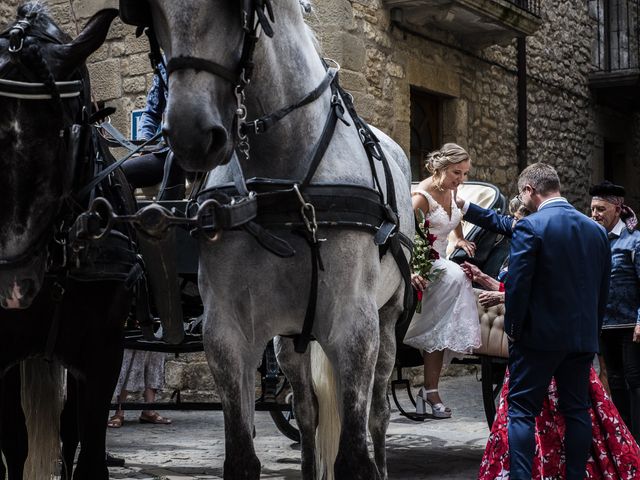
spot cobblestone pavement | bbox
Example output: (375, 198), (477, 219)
(106, 373), (490, 479)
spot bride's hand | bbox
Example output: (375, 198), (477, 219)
(456, 239), (476, 257)
(411, 273), (429, 291)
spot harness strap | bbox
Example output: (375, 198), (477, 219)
(100, 121), (142, 152)
(166, 56), (237, 84)
(336, 84), (399, 245)
(389, 236), (414, 329)
(241, 69), (337, 135)
(230, 153), (251, 197)
(75, 130), (162, 201)
(0, 78), (82, 100)
(294, 232), (324, 354)
(301, 83), (342, 186)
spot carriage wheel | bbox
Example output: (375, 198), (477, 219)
(480, 356), (506, 429)
(268, 386), (300, 442)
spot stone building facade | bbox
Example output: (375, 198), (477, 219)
(2, 0), (639, 396)
(3, 0), (636, 206)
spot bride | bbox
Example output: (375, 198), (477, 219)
(404, 143), (481, 418)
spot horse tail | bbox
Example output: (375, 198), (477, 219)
(20, 359), (65, 480)
(310, 342), (341, 480)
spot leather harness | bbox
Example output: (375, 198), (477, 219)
(114, 0), (415, 353)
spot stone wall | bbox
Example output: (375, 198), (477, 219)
(4, 0), (637, 211)
(307, 0), (640, 211)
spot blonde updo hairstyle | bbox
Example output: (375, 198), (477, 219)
(424, 143), (470, 190)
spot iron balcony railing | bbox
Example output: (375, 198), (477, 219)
(591, 0), (640, 72)
(509, 0), (542, 17)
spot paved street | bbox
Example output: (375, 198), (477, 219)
(106, 372), (489, 479)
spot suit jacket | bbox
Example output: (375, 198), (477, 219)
(464, 203), (515, 238)
(505, 199), (610, 352)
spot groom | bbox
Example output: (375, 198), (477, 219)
(505, 163), (611, 479)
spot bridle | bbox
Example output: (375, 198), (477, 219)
(142, 1), (276, 167)
(0, 15), (87, 272)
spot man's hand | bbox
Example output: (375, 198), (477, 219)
(478, 291), (504, 308)
(634, 324), (640, 343)
(411, 273), (429, 291)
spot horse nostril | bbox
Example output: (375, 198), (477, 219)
(209, 126), (228, 154)
(19, 279), (35, 299)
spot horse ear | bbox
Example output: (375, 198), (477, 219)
(55, 9), (118, 76)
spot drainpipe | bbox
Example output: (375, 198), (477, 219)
(517, 36), (528, 173)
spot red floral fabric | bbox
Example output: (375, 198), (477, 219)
(478, 367), (640, 479)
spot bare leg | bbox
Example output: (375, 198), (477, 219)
(142, 387), (155, 417)
(116, 389), (127, 417)
(424, 350), (446, 405)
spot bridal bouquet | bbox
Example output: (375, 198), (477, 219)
(411, 211), (444, 313)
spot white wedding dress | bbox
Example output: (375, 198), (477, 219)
(403, 189), (481, 359)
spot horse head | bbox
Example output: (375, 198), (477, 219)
(137, 0), (314, 173)
(0, 3), (117, 309)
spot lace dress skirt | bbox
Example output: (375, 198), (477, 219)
(403, 257), (481, 359)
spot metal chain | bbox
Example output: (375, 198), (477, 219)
(293, 184), (319, 243)
(234, 84), (250, 159)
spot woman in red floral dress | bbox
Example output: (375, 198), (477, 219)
(478, 367), (640, 479)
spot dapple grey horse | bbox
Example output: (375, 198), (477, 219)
(131, 1), (414, 478)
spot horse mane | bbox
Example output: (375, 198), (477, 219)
(16, 0), (49, 20)
(13, 2), (70, 43)
(298, 0), (321, 54)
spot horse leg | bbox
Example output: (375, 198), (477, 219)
(60, 376), (80, 480)
(1, 365), (27, 480)
(73, 337), (123, 479)
(204, 324), (264, 480)
(369, 295), (403, 480)
(274, 336), (318, 479)
(322, 309), (381, 480)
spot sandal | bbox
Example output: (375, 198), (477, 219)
(416, 388), (452, 419)
(107, 413), (124, 428)
(139, 411), (172, 424)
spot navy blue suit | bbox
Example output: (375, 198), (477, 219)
(464, 202), (515, 238)
(504, 199), (610, 479)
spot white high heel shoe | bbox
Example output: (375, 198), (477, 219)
(416, 388), (452, 418)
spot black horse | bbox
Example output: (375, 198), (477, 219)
(0, 4), (138, 479)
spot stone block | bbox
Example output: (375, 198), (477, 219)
(165, 360), (216, 391)
(123, 76), (147, 94)
(407, 58), (460, 98)
(338, 70), (369, 93)
(309, 0), (356, 30)
(124, 35), (150, 55)
(322, 30), (366, 72)
(73, 0), (118, 19)
(88, 59), (122, 100)
(121, 53), (154, 77)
